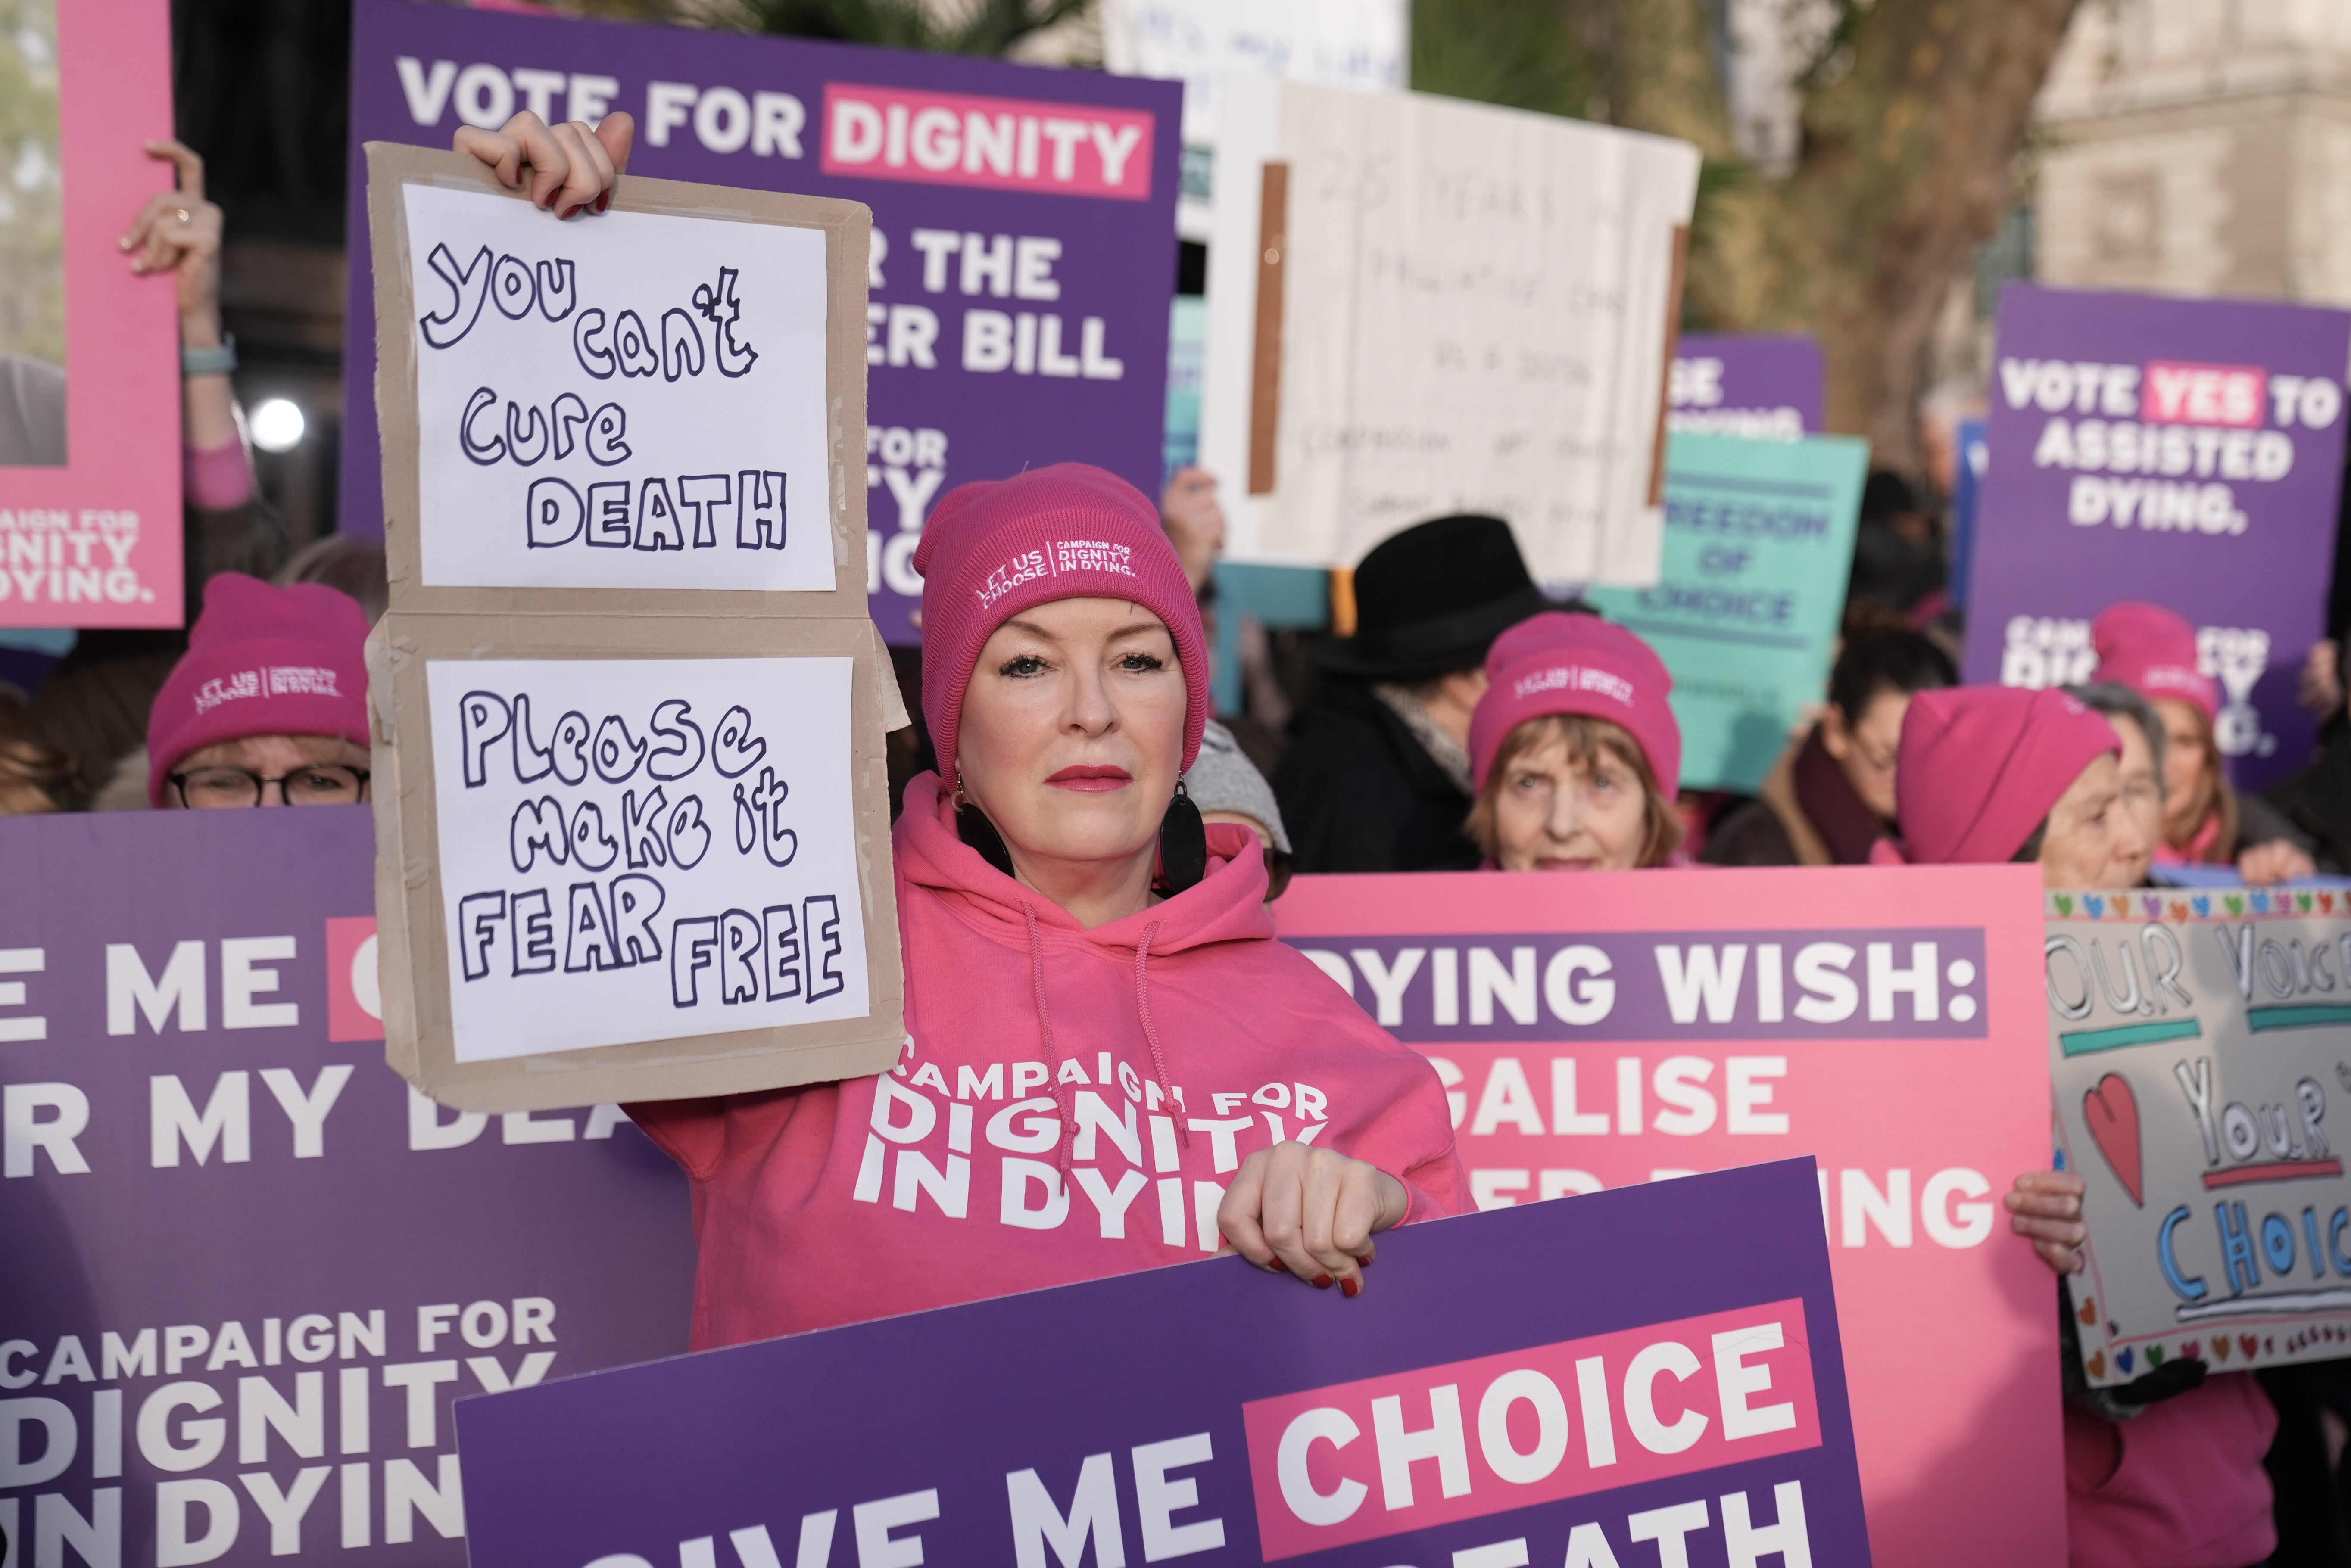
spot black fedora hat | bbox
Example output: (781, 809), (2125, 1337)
(1315, 515), (1553, 681)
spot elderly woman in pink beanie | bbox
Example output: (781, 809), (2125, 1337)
(1886, 685), (2276, 1568)
(146, 572), (372, 808)
(2092, 600), (2314, 883)
(625, 464), (1463, 1348)
(1462, 611), (1684, 870)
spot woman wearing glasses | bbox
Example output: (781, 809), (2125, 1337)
(1705, 629), (1957, 866)
(147, 573), (372, 809)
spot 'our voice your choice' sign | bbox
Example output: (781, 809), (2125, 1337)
(365, 146), (904, 1113)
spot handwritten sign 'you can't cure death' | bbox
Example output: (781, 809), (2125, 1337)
(366, 146), (903, 1113)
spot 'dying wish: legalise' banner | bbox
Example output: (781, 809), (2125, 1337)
(0, 809), (693, 1568)
(341, 0), (1181, 644)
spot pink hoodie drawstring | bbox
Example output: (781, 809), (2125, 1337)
(1134, 922), (1189, 1148)
(1021, 901), (1077, 1171)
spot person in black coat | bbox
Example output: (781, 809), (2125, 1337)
(1274, 516), (1553, 872)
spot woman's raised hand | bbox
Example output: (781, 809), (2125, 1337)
(454, 111), (635, 218)
(1220, 1142), (1411, 1295)
(2006, 1168), (2088, 1274)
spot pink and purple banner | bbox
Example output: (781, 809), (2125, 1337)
(0, 809), (694, 1568)
(1962, 282), (2351, 788)
(455, 1159), (1871, 1568)
(1275, 865), (2064, 1566)
(0, 0), (184, 629)
(341, 0), (1180, 645)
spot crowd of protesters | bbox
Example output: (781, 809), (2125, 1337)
(13, 110), (2351, 1568)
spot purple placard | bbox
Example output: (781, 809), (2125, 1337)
(1962, 282), (2351, 788)
(340, 0), (1182, 644)
(457, 1159), (1870, 1568)
(0, 809), (693, 1568)
(1281, 928), (1987, 1043)
(1668, 334), (1823, 440)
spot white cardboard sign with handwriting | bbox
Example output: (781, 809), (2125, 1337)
(403, 183), (833, 591)
(425, 656), (867, 1061)
(1201, 81), (1699, 584)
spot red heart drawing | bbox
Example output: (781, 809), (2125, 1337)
(2083, 1074), (2144, 1207)
(2077, 1295), (2097, 1325)
(2180, 1340), (2200, 1361)
(2170, 901), (2190, 921)
(2242, 1334), (2259, 1359)
(2213, 1337), (2231, 1361)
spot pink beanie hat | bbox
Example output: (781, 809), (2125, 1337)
(2093, 600), (2217, 722)
(1469, 612), (1681, 796)
(1891, 685), (2119, 865)
(914, 463), (1208, 793)
(147, 573), (372, 806)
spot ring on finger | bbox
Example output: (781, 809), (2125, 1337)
(175, 208), (190, 225)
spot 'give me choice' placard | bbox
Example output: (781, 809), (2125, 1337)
(455, 1161), (1871, 1568)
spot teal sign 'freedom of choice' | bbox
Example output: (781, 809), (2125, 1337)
(1586, 431), (1868, 792)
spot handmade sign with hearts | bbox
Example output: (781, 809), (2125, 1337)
(2051, 899), (2351, 1387)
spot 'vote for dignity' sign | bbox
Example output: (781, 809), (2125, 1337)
(454, 1160), (1871, 1568)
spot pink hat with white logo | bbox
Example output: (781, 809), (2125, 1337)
(914, 463), (1208, 793)
(1890, 685), (2119, 865)
(147, 572), (372, 805)
(2092, 600), (2218, 722)
(1468, 611), (1681, 796)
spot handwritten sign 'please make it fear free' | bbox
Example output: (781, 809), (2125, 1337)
(426, 657), (868, 1061)
(404, 182), (834, 591)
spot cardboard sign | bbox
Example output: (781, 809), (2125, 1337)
(1200, 82), (1699, 585)
(1583, 432), (1867, 793)
(398, 181), (834, 592)
(341, 0), (1182, 643)
(0, 808), (694, 1568)
(1962, 282), (2351, 789)
(0, 0), (182, 629)
(1275, 866), (2064, 1567)
(2049, 887), (2351, 1384)
(455, 1160), (1871, 1568)
(365, 146), (903, 1111)
(1667, 334), (1824, 441)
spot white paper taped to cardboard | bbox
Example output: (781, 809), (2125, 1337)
(403, 183), (834, 592)
(425, 656), (869, 1061)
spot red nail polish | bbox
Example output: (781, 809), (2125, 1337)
(1312, 1274), (1333, 1290)
(1340, 1276), (1362, 1298)
(596, 190), (612, 213)
(1357, 1254), (1374, 1269)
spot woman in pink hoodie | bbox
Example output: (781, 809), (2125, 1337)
(1885, 686), (2276, 1568)
(627, 464), (1466, 1346)
(450, 114), (1465, 1347)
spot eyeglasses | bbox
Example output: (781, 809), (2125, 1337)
(169, 764), (371, 809)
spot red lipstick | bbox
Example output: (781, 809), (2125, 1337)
(1046, 765), (1132, 793)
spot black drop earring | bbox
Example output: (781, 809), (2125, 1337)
(956, 797), (1017, 878)
(1158, 781), (1208, 894)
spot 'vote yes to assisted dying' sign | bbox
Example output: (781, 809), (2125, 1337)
(456, 1161), (1869, 1568)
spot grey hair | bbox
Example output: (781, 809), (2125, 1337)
(2067, 682), (2166, 792)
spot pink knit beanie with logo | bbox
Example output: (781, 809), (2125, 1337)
(1890, 685), (2120, 865)
(147, 573), (372, 806)
(914, 464), (1208, 793)
(2093, 600), (2218, 722)
(1469, 612), (1681, 796)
